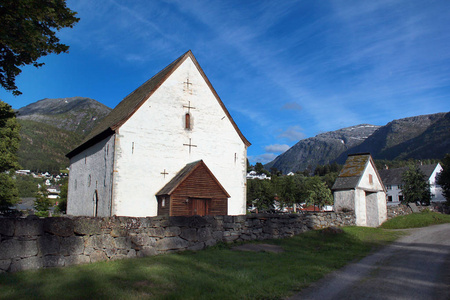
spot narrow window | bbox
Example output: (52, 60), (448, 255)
(88, 175), (91, 187)
(369, 174), (373, 184)
(185, 113), (191, 129)
(132, 142), (135, 154)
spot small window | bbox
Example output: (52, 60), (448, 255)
(185, 113), (191, 129)
(88, 175), (91, 187)
(369, 174), (373, 184)
(388, 196), (392, 202)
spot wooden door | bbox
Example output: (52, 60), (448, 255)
(189, 198), (209, 216)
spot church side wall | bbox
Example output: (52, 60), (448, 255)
(0, 212), (355, 273)
(112, 57), (247, 217)
(67, 135), (115, 217)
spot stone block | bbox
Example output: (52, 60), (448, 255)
(155, 237), (189, 251)
(42, 255), (65, 268)
(139, 247), (158, 257)
(198, 228), (212, 242)
(14, 219), (43, 236)
(90, 250), (108, 263)
(110, 227), (127, 237)
(0, 259), (11, 271)
(44, 218), (74, 237)
(127, 249), (137, 258)
(212, 231), (223, 240)
(0, 218), (14, 236)
(205, 239), (217, 247)
(223, 235), (239, 242)
(130, 234), (156, 249)
(74, 218), (102, 235)
(65, 255), (90, 266)
(164, 226), (181, 237)
(180, 228), (197, 241)
(0, 239), (37, 259)
(187, 242), (205, 251)
(60, 236), (85, 255)
(147, 227), (165, 237)
(10, 256), (43, 272)
(110, 255), (128, 261)
(114, 237), (131, 249)
(38, 234), (60, 256)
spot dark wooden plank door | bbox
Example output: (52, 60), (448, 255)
(189, 198), (209, 216)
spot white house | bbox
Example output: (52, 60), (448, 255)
(246, 171), (271, 180)
(378, 163), (445, 205)
(66, 51), (251, 217)
(332, 153), (387, 227)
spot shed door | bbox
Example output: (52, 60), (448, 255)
(189, 198), (210, 216)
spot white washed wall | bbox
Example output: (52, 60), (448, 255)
(67, 135), (115, 216)
(112, 57), (247, 217)
(358, 162), (384, 191)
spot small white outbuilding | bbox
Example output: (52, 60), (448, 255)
(332, 153), (387, 227)
(66, 51), (250, 217)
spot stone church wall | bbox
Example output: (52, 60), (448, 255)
(0, 212), (355, 273)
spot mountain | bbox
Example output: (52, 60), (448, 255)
(17, 97), (112, 136)
(335, 112), (450, 163)
(266, 112), (450, 174)
(265, 124), (380, 174)
(16, 97), (112, 171)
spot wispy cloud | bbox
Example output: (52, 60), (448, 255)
(265, 144), (290, 153)
(281, 102), (302, 111)
(277, 126), (305, 142)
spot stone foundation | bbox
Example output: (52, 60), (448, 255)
(0, 212), (355, 273)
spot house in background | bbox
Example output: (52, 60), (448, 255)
(378, 163), (444, 205)
(332, 153), (387, 227)
(66, 51), (250, 217)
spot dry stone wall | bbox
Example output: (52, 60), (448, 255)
(0, 212), (355, 273)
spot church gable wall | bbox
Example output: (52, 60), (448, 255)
(112, 57), (246, 217)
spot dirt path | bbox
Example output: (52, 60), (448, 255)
(289, 223), (450, 300)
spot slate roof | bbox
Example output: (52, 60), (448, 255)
(156, 160), (230, 197)
(67, 50), (250, 158)
(378, 164), (439, 185)
(332, 153), (377, 190)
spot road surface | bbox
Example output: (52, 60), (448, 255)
(289, 223), (450, 300)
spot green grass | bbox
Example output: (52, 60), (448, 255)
(0, 227), (401, 300)
(381, 210), (450, 229)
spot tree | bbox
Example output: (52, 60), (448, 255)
(401, 165), (431, 205)
(0, 101), (20, 212)
(56, 177), (68, 214)
(247, 179), (275, 211)
(437, 154), (450, 205)
(0, 0), (79, 95)
(303, 176), (333, 210)
(34, 183), (51, 217)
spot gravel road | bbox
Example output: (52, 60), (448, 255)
(289, 223), (450, 300)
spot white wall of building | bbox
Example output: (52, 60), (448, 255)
(112, 57), (247, 217)
(67, 135), (115, 216)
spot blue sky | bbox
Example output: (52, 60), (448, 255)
(1, 0), (449, 164)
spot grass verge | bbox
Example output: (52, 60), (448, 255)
(381, 210), (450, 229)
(0, 227), (401, 300)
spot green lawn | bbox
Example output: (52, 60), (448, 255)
(1, 211), (448, 300)
(381, 210), (450, 229)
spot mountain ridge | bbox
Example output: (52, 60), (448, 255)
(266, 112), (450, 174)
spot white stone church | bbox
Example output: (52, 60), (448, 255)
(66, 51), (251, 217)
